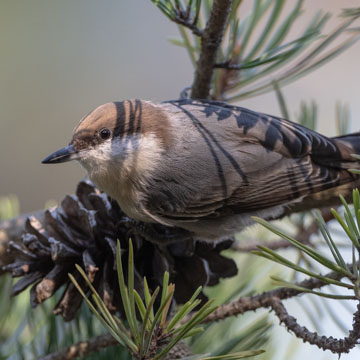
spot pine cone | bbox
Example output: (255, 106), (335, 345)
(2, 179), (237, 321)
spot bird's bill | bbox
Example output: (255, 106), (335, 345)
(42, 145), (80, 164)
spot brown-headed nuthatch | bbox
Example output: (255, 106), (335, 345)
(43, 99), (360, 241)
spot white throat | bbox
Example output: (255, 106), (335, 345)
(78, 133), (164, 218)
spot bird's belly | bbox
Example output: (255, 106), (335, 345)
(169, 204), (286, 241)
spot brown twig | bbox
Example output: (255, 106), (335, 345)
(173, 16), (203, 37)
(39, 265), (356, 359)
(214, 62), (243, 70)
(201, 267), (345, 324)
(38, 334), (118, 360)
(271, 299), (360, 354)
(39, 334), (192, 360)
(213, 43), (242, 100)
(197, 265), (360, 355)
(169, 0), (203, 36)
(191, 0), (233, 99)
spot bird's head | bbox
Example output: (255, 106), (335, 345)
(42, 100), (172, 187)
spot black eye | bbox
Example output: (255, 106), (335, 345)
(100, 128), (111, 140)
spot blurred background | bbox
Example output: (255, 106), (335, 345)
(1, 1), (360, 359)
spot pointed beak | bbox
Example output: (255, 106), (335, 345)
(42, 145), (79, 164)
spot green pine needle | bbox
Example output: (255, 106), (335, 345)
(68, 237), (224, 359)
(253, 191), (360, 300)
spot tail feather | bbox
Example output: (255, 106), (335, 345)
(312, 132), (360, 170)
(334, 132), (360, 159)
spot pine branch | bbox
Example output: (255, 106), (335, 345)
(200, 267), (345, 324)
(173, 16), (203, 36)
(150, 0), (203, 36)
(38, 334), (118, 360)
(271, 299), (360, 354)
(38, 330), (192, 360)
(190, 0), (233, 99)
(195, 264), (360, 355)
(214, 62), (243, 70)
(37, 264), (357, 358)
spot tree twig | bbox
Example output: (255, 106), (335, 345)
(38, 334), (118, 360)
(197, 265), (360, 355)
(271, 299), (360, 354)
(38, 334), (192, 360)
(201, 266), (345, 324)
(214, 62), (243, 70)
(38, 265), (356, 359)
(173, 16), (203, 36)
(191, 0), (232, 99)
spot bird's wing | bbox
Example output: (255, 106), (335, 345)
(149, 100), (360, 220)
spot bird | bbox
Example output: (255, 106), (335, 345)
(42, 99), (360, 242)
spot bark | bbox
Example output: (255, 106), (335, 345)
(190, 0), (232, 99)
(39, 335), (192, 360)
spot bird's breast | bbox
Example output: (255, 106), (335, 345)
(89, 166), (154, 222)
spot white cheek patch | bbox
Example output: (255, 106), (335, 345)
(79, 133), (163, 176)
(76, 133), (164, 213)
(80, 139), (114, 165)
(77, 140), (112, 172)
(109, 137), (140, 158)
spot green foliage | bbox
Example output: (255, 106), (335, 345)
(253, 189), (360, 300)
(156, 0), (360, 101)
(0, 288), (131, 360)
(273, 73), (352, 136)
(0, 196), (276, 360)
(341, 8), (360, 18)
(225, 2), (360, 101)
(191, 315), (271, 358)
(151, 0), (201, 24)
(335, 102), (350, 135)
(70, 240), (264, 359)
(296, 100), (317, 130)
(0, 196), (129, 359)
(0, 195), (19, 220)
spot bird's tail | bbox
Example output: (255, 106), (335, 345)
(333, 132), (360, 165)
(293, 132), (360, 211)
(313, 132), (360, 171)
